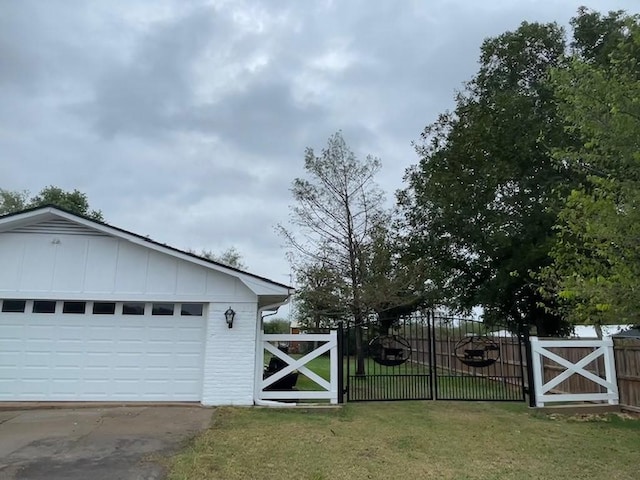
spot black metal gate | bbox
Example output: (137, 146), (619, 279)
(341, 313), (528, 402)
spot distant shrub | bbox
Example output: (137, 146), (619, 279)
(263, 318), (291, 334)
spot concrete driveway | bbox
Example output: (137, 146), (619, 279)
(0, 406), (212, 480)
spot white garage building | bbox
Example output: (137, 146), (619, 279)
(0, 206), (293, 405)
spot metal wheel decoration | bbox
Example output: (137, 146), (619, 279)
(369, 334), (412, 366)
(454, 335), (500, 367)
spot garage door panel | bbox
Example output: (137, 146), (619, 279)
(141, 369), (172, 380)
(117, 330), (145, 340)
(21, 367), (55, 379)
(0, 323), (24, 339)
(22, 352), (50, 367)
(141, 381), (171, 394)
(52, 353), (84, 367)
(85, 341), (116, 353)
(52, 342), (85, 353)
(20, 379), (48, 394)
(26, 328), (53, 340)
(146, 340), (173, 349)
(115, 340), (145, 353)
(0, 309), (206, 401)
(83, 354), (112, 367)
(173, 354), (202, 368)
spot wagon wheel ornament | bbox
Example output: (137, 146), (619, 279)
(454, 335), (500, 368)
(369, 334), (412, 366)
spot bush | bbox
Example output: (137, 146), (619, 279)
(263, 318), (291, 334)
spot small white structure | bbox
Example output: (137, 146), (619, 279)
(0, 206), (294, 405)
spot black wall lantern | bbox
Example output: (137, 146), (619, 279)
(224, 307), (236, 328)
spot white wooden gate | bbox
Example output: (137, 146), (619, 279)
(530, 337), (618, 407)
(256, 331), (339, 405)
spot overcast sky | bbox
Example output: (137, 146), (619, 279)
(2, 1), (638, 291)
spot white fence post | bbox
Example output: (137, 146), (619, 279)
(530, 337), (545, 407)
(603, 338), (619, 405)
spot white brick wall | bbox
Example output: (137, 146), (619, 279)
(201, 302), (258, 406)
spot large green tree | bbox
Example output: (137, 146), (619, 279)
(539, 12), (640, 330)
(400, 9), (639, 336)
(399, 21), (572, 335)
(0, 186), (103, 221)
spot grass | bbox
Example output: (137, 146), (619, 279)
(167, 402), (640, 480)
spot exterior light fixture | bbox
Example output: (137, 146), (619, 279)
(224, 307), (236, 328)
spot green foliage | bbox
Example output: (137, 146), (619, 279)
(0, 189), (29, 214)
(263, 318), (291, 334)
(538, 14), (640, 326)
(294, 261), (350, 330)
(399, 20), (572, 335)
(399, 8), (640, 335)
(0, 186), (103, 221)
(360, 225), (428, 327)
(197, 247), (247, 270)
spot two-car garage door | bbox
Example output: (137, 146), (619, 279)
(0, 300), (206, 401)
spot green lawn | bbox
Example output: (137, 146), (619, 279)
(167, 402), (640, 480)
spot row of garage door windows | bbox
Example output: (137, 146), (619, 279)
(0, 299), (204, 316)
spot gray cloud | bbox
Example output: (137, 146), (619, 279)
(2, 0), (639, 285)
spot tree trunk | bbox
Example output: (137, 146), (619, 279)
(594, 323), (603, 339)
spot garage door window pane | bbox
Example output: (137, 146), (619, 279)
(2, 300), (26, 313)
(63, 301), (86, 314)
(93, 302), (116, 314)
(181, 303), (203, 316)
(33, 301), (57, 313)
(152, 303), (174, 315)
(122, 302), (145, 315)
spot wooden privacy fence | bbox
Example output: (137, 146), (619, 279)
(613, 337), (640, 412)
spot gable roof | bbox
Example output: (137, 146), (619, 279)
(0, 205), (294, 301)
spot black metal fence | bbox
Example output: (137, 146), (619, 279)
(341, 312), (527, 402)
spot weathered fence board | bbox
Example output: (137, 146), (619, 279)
(613, 338), (640, 411)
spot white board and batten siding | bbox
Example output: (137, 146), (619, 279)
(0, 212), (291, 405)
(0, 228), (254, 303)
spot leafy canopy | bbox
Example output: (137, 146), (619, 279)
(399, 21), (571, 335)
(538, 11), (640, 327)
(0, 186), (103, 221)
